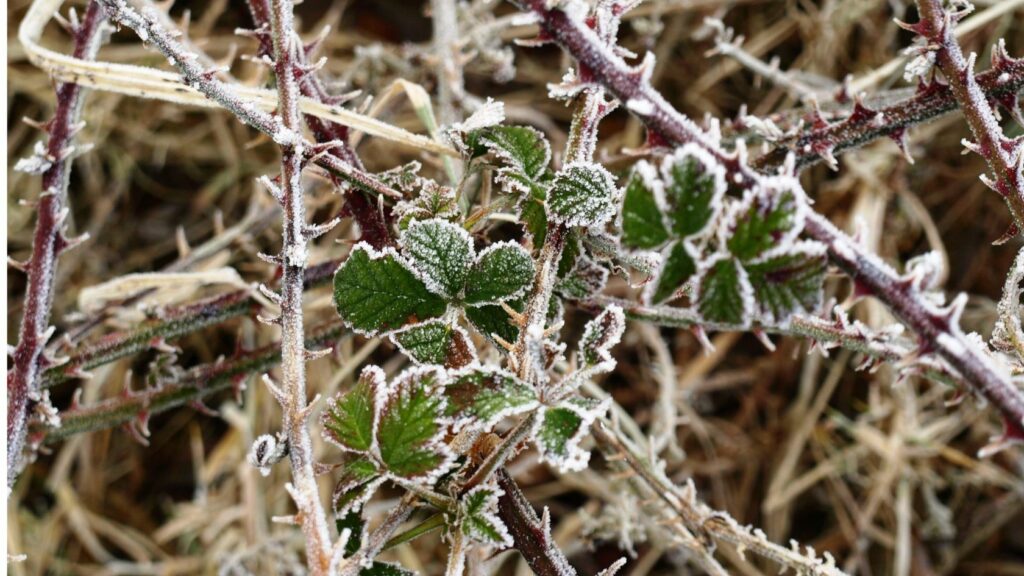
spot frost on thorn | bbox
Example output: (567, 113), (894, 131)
(14, 142), (55, 175)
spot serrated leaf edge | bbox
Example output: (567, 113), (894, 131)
(446, 365), (541, 432)
(322, 365), (388, 455)
(746, 240), (829, 326)
(389, 317), (479, 367)
(465, 240), (535, 307)
(400, 218), (476, 300)
(533, 397), (611, 473)
(380, 366), (458, 484)
(718, 176), (808, 261)
(546, 161), (620, 228)
(335, 242), (450, 338)
(694, 252), (756, 328)
(460, 485), (514, 548)
(659, 143), (728, 242)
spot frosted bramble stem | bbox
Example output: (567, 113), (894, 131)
(509, 0), (1024, 444)
(8, 0), (106, 486)
(244, 0), (392, 248)
(35, 321), (346, 443)
(95, 0), (399, 201)
(266, 0), (335, 572)
(753, 58), (1024, 172)
(910, 0), (1024, 232)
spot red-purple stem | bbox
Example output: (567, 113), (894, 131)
(511, 0), (1024, 435)
(496, 469), (578, 576)
(8, 0), (106, 486)
(753, 58), (1024, 173)
(911, 0), (1024, 232)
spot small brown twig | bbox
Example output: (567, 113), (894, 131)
(37, 321), (347, 443)
(41, 257), (341, 389)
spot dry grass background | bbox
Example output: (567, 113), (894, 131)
(7, 0), (1024, 574)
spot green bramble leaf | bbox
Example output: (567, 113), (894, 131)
(333, 244), (447, 335)
(557, 231), (583, 277)
(726, 182), (802, 262)
(464, 242), (535, 305)
(620, 146), (725, 303)
(444, 368), (538, 430)
(556, 256), (608, 299)
(649, 240), (696, 304)
(697, 256), (753, 325)
(401, 219), (474, 299)
(465, 303), (521, 345)
(322, 367), (382, 453)
(391, 320), (477, 368)
(460, 486), (513, 547)
(376, 368), (453, 479)
(661, 146), (725, 238)
(321, 366), (454, 483)
(744, 242), (828, 324)
(547, 162), (619, 228)
(621, 166), (669, 249)
(331, 456), (382, 515)
(479, 125), (551, 188)
(519, 196), (549, 247)
(533, 397), (609, 473)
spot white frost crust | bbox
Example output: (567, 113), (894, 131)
(335, 477), (387, 517)
(454, 98), (506, 133)
(247, 433), (287, 477)
(579, 305), (625, 370)
(14, 141), (54, 175)
(718, 175), (807, 255)
(904, 250), (945, 292)
(640, 238), (703, 306)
